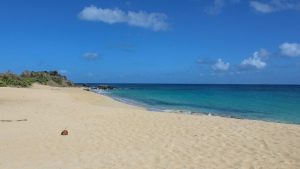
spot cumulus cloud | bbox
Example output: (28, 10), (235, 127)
(254, 48), (270, 58)
(241, 56), (266, 69)
(240, 50), (268, 70)
(78, 5), (169, 31)
(250, 0), (300, 13)
(198, 43), (300, 74)
(279, 42), (300, 57)
(83, 52), (99, 60)
(212, 58), (230, 71)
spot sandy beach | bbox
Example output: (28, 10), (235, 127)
(0, 84), (300, 169)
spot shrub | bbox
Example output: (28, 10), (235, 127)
(0, 72), (32, 87)
(0, 70), (73, 88)
(0, 80), (6, 87)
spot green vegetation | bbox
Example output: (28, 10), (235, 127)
(0, 80), (7, 87)
(0, 71), (31, 87)
(0, 71), (73, 88)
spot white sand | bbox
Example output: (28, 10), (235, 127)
(0, 84), (300, 169)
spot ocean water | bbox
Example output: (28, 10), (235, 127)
(85, 84), (300, 124)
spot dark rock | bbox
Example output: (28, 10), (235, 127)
(76, 83), (88, 87)
(97, 85), (115, 90)
(61, 130), (69, 136)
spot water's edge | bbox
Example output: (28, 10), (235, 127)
(88, 88), (297, 125)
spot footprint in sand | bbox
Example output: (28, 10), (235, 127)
(0, 119), (28, 122)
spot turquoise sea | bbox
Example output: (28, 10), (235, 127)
(86, 84), (300, 125)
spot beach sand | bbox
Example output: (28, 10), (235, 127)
(0, 84), (300, 169)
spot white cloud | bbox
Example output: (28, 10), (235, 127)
(212, 58), (230, 71)
(280, 42), (300, 57)
(250, 1), (275, 13)
(205, 0), (240, 15)
(240, 50), (267, 69)
(83, 52), (98, 60)
(250, 0), (300, 13)
(254, 48), (270, 58)
(78, 5), (169, 31)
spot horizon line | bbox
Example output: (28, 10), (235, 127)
(75, 82), (300, 86)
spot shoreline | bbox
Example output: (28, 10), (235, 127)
(1, 85), (300, 168)
(90, 88), (300, 126)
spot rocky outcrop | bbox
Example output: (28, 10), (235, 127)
(97, 85), (116, 90)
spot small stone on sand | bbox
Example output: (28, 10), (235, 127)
(61, 130), (68, 136)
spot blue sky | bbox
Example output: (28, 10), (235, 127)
(0, 0), (300, 84)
